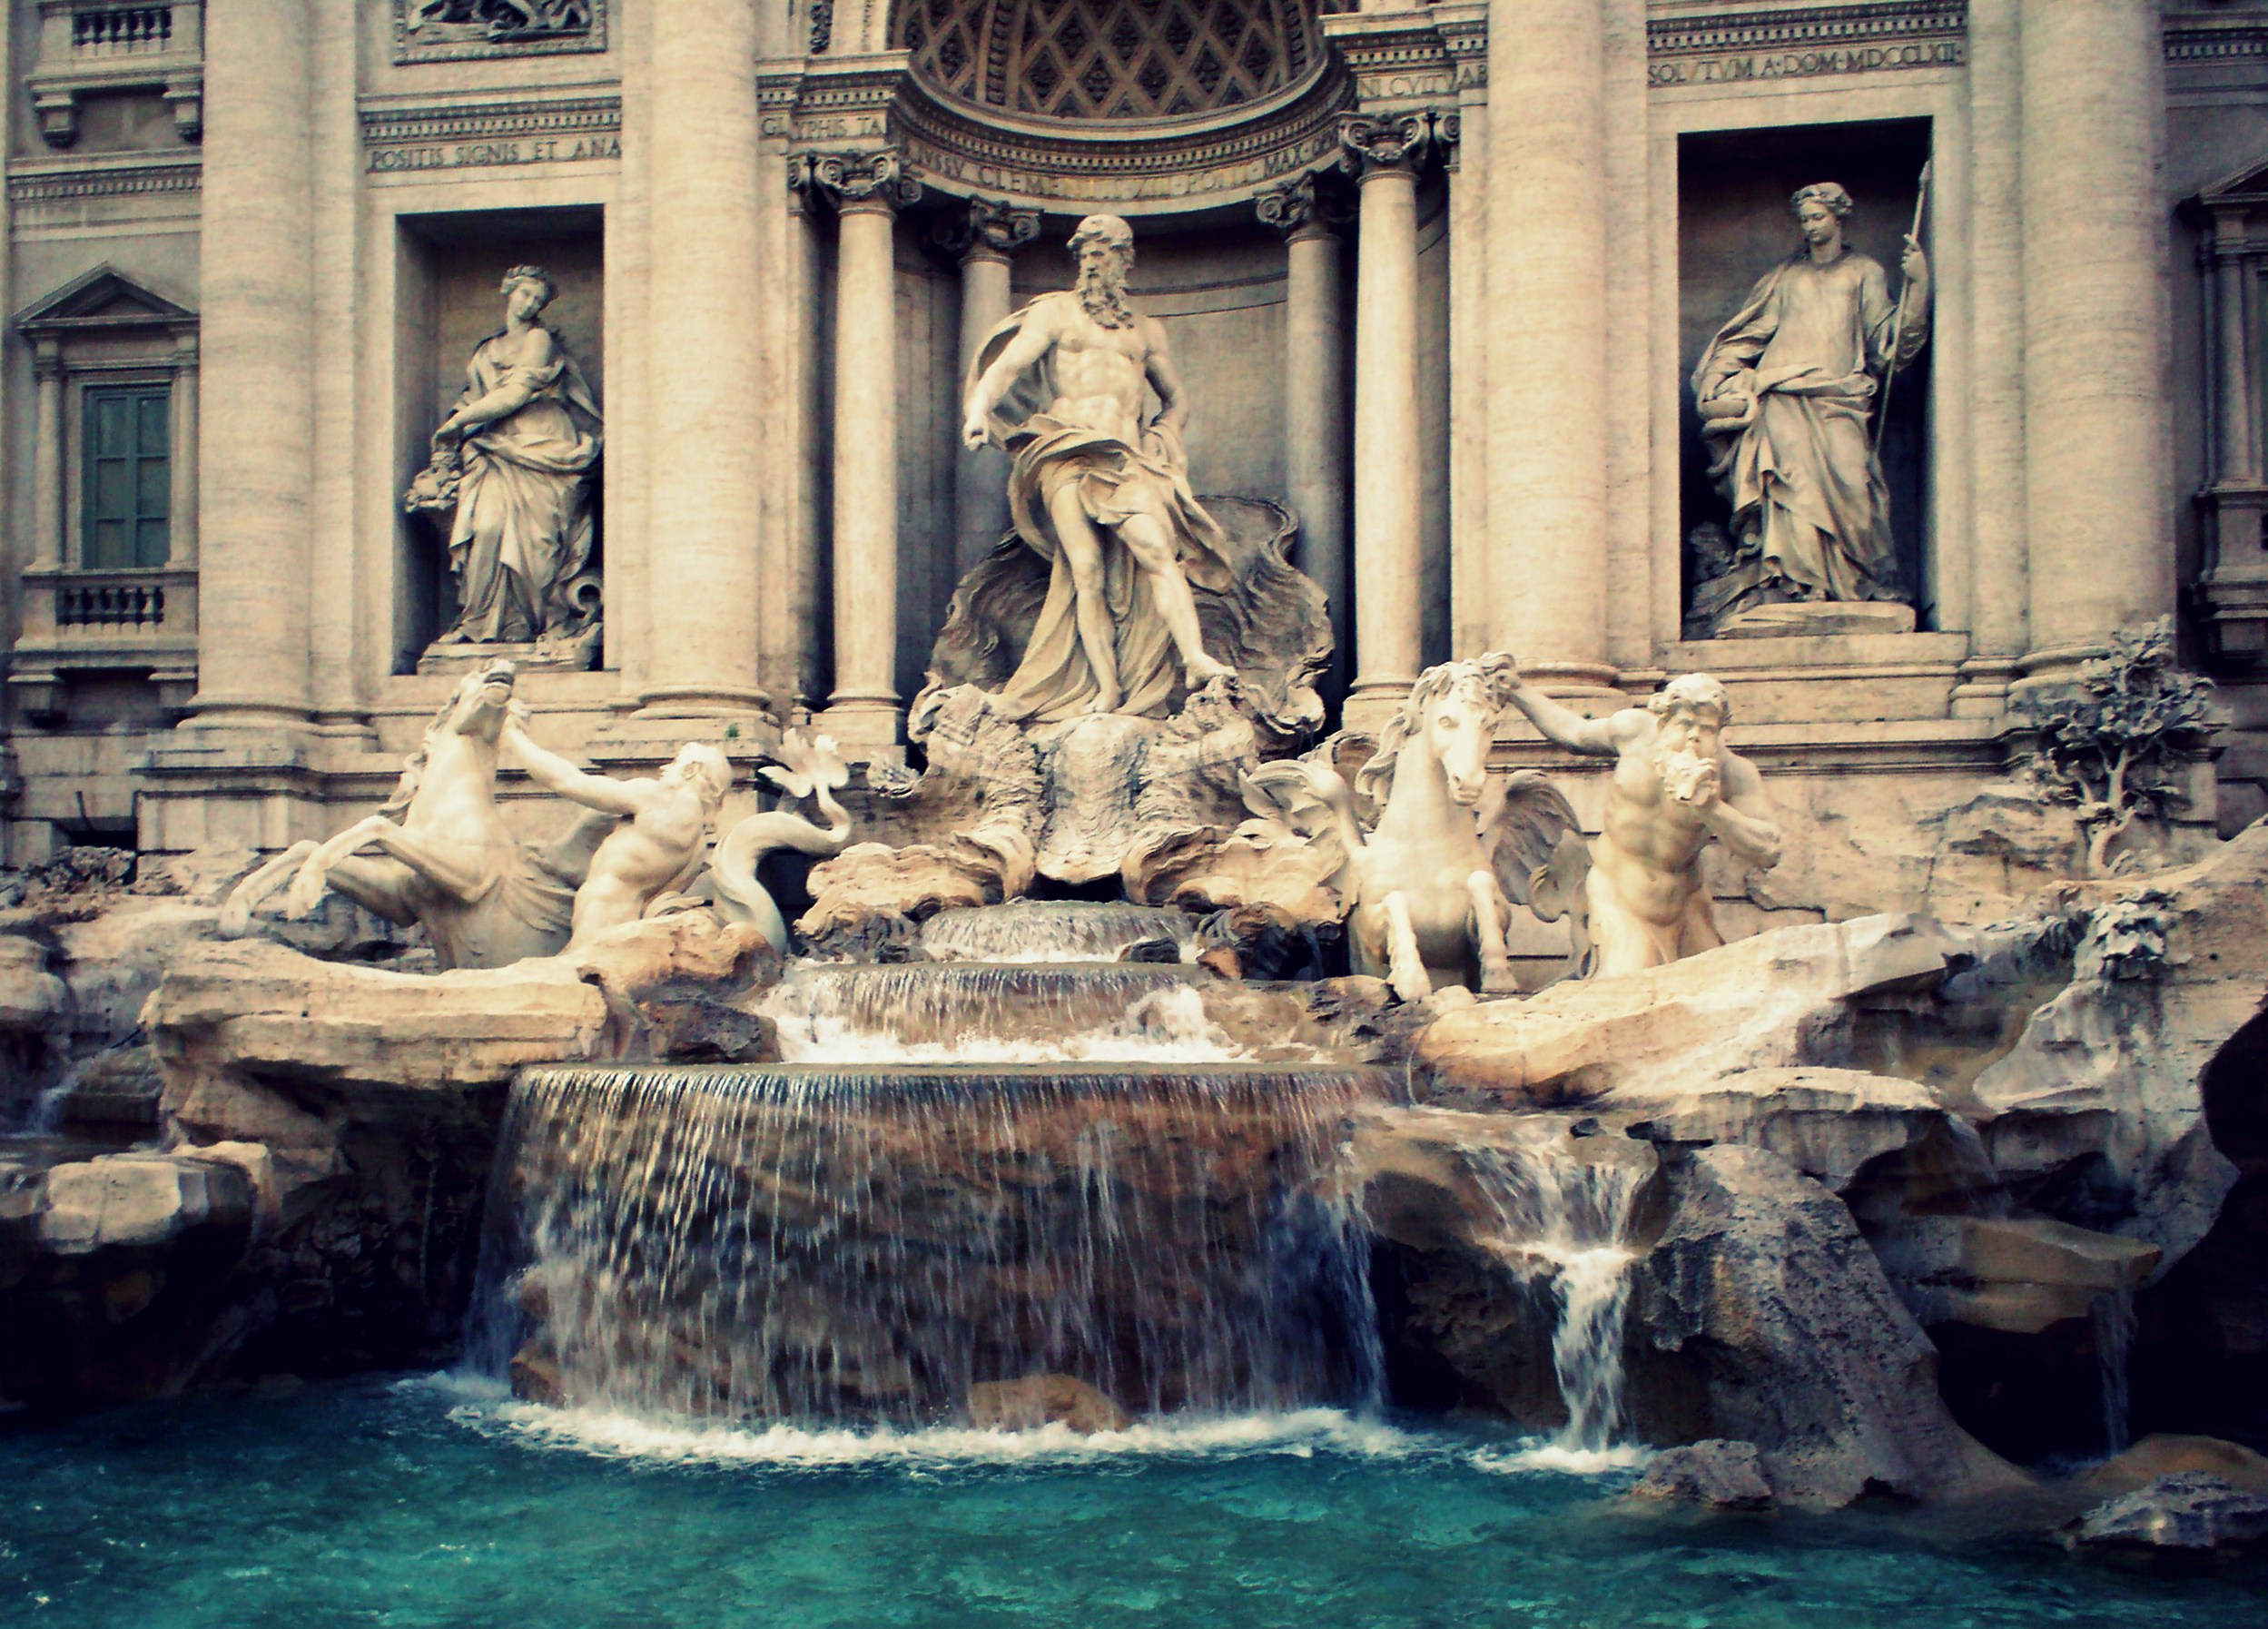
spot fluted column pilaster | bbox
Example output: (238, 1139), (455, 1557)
(1485, 0), (1612, 689)
(814, 150), (921, 751)
(950, 198), (1039, 580)
(187, 0), (312, 728)
(640, 0), (767, 714)
(1259, 173), (1351, 695)
(2019, 0), (2174, 675)
(1342, 117), (1427, 733)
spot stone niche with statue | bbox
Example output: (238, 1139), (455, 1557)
(810, 212), (1338, 928)
(1679, 120), (1935, 643)
(394, 215), (608, 677)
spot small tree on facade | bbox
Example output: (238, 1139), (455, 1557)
(2009, 617), (2217, 876)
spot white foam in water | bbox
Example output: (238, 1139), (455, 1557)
(918, 902), (1199, 964)
(432, 1386), (1420, 1470)
(1469, 1438), (1652, 1477)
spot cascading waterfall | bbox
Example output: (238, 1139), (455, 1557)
(469, 1062), (1387, 1426)
(1462, 1129), (1647, 1454)
(918, 901), (1199, 964)
(761, 963), (1245, 1063)
(2092, 1285), (2136, 1455)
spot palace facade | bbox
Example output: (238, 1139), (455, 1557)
(1, 1), (2263, 928)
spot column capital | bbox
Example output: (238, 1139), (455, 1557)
(934, 195), (1042, 264)
(799, 147), (923, 215)
(1255, 173), (1347, 241)
(1338, 113), (1432, 182)
(30, 336), (62, 380)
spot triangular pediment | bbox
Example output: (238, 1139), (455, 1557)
(2199, 155), (2268, 206)
(14, 264), (195, 336)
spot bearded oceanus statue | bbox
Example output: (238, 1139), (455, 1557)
(829, 213), (1332, 913)
(934, 213), (1329, 736)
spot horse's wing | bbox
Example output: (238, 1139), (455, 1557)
(532, 808), (617, 892)
(1482, 771), (1588, 915)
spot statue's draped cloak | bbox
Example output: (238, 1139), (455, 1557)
(966, 292), (1237, 723)
(444, 325), (604, 644)
(1691, 252), (1927, 606)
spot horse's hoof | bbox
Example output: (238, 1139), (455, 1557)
(1389, 968), (1433, 1004)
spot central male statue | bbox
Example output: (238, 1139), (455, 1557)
(961, 213), (1238, 722)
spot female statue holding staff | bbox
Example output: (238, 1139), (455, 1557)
(1691, 182), (1930, 614)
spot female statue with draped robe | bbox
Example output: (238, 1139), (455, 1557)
(1691, 183), (1929, 625)
(407, 264), (604, 661)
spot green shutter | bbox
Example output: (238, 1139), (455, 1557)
(81, 387), (171, 569)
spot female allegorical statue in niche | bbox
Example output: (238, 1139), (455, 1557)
(406, 264), (603, 658)
(1691, 182), (1929, 624)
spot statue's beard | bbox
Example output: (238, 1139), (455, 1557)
(1652, 737), (1714, 804)
(1078, 261), (1135, 329)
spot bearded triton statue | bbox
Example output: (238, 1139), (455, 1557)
(959, 213), (1240, 721)
(1503, 669), (1782, 978)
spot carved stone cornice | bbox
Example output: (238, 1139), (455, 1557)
(1321, 9), (1461, 112)
(1647, 3), (1967, 86)
(1649, 3), (1967, 57)
(802, 146), (923, 213)
(359, 94), (620, 149)
(934, 195), (1042, 261)
(2166, 16), (2268, 67)
(5, 155), (200, 207)
(1338, 113), (1431, 182)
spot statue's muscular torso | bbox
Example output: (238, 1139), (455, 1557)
(1037, 295), (1160, 448)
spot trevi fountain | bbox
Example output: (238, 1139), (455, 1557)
(2, 3), (2267, 1625)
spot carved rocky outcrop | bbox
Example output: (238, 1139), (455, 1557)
(1630, 1146), (2015, 1508)
(0, 911), (778, 1407)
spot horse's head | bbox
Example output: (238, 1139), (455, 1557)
(1356, 656), (1518, 810)
(444, 659), (519, 744)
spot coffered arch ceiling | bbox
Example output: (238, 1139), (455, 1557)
(894, 0), (1328, 123)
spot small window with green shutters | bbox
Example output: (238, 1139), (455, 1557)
(81, 386), (170, 569)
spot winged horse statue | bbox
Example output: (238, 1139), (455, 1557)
(220, 661), (605, 969)
(222, 658), (859, 969)
(1245, 653), (1589, 1003)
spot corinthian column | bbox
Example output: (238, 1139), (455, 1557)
(2019, 0), (2174, 675)
(187, 0), (312, 728)
(1341, 115), (1428, 733)
(813, 150), (920, 751)
(641, 0), (767, 714)
(1486, 0), (1611, 689)
(952, 198), (1040, 580)
(1258, 173), (1350, 695)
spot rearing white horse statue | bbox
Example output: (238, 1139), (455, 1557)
(220, 661), (605, 969)
(1246, 654), (1586, 1002)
